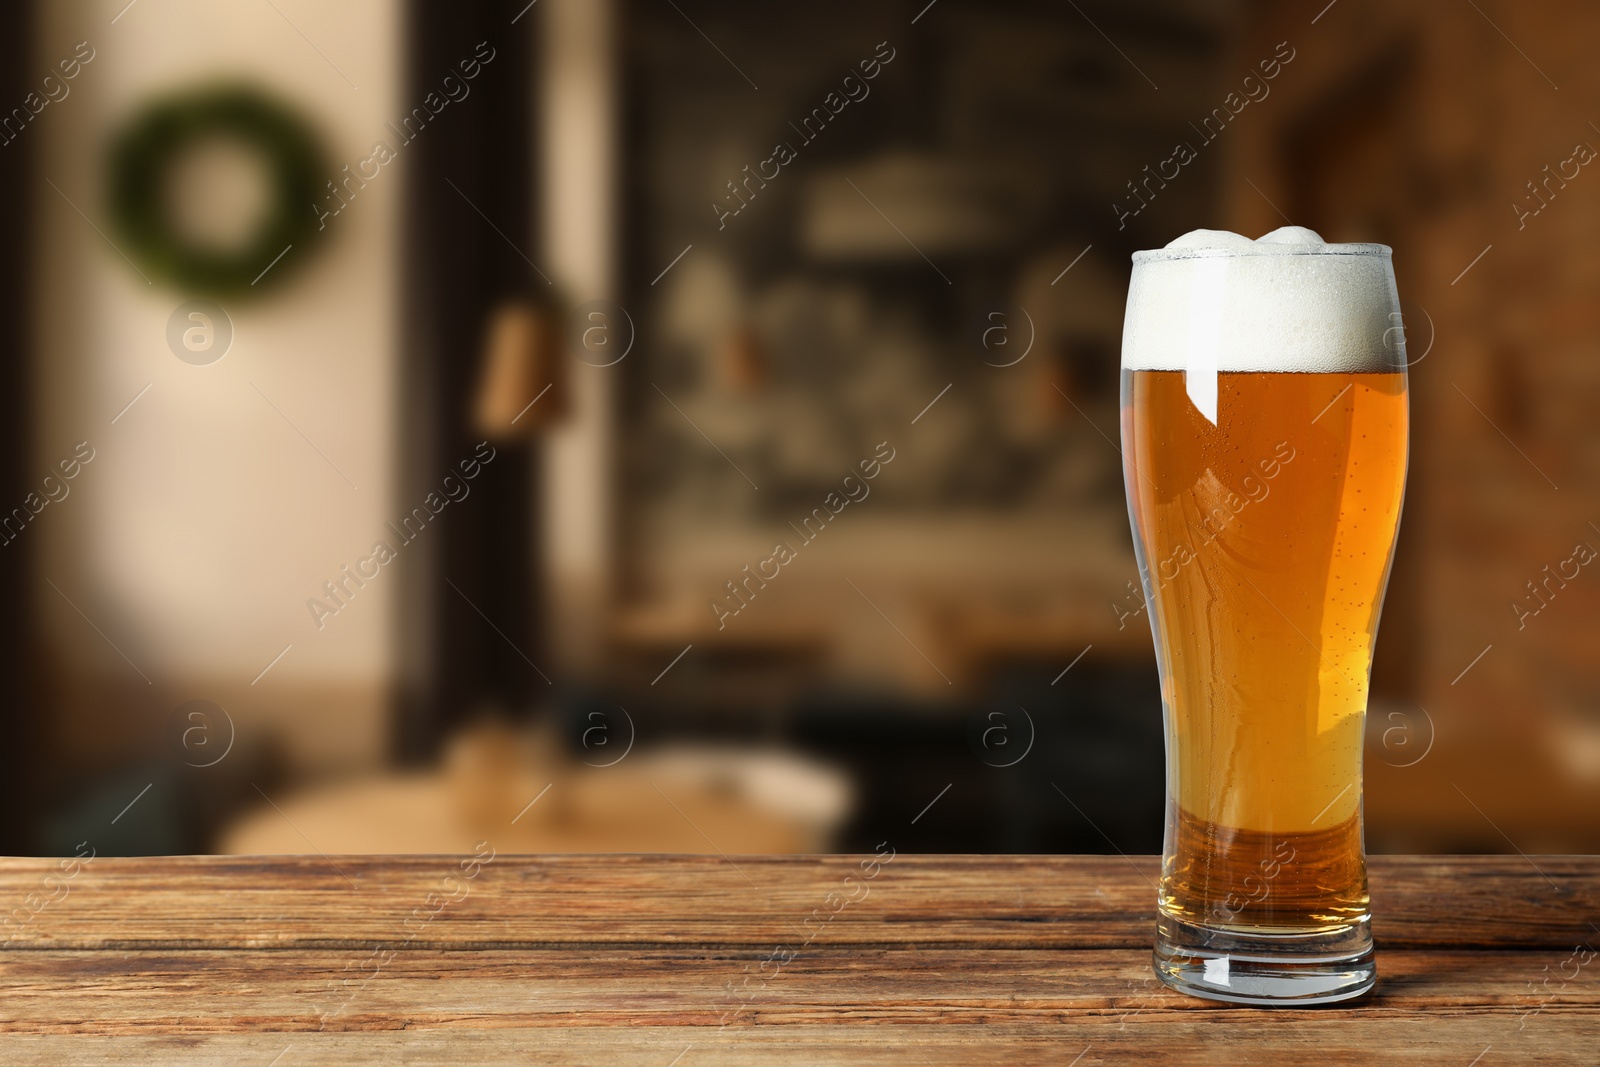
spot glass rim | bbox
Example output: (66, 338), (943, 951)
(1131, 242), (1392, 264)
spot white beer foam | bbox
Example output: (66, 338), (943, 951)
(1121, 226), (1405, 376)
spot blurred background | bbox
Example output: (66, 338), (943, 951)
(2, 0), (1596, 857)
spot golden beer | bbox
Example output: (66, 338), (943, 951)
(1121, 228), (1408, 1003)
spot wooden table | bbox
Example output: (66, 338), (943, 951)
(1, 855), (1595, 1064)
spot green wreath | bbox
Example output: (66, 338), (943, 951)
(108, 83), (328, 298)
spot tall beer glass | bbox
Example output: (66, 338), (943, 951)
(1120, 227), (1408, 1004)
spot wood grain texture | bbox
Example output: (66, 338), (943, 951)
(0, 855), (1595, 1064)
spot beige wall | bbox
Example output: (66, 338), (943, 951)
(36, 0), (401, 773)
(540, 0), (619, 672)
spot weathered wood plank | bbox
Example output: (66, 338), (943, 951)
(0, 1027), (1587, 1067)
(1, 855), (1594, 1063)
(0, 855), (1593, 950)
(0, 948), (1592, 1033)
(0, 946), (1591, 1067)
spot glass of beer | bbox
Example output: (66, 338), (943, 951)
(1120, 226), (1408, 1004)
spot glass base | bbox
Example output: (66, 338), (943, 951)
(1153, 913), (1377, 1006)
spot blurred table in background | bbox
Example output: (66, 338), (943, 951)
(221, 725), (852, 854)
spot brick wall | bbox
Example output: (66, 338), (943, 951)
(1230, 0), (1600, 848)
